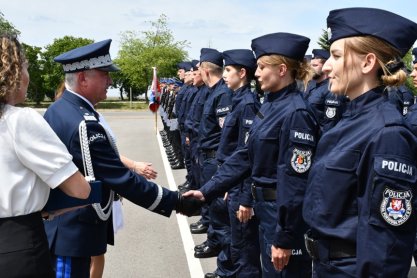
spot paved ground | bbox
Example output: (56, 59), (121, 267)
(100, 111), (215, 278)
(60, 110), (417, 278)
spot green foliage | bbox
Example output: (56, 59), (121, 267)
(23, 43), (45, 104)
(317, 29), (330, 51)
(403, 49), (417, 95)
(114, 14), (189, 100)
(41, 36), (94, 100)
(0, 12), (20, 34)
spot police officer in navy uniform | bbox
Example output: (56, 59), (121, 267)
(194, 48), (235, 277)
(185, 33), (319, 278)
(305, 49), (346, 132)
(186, 62), (212, 234)
(205, 49), (261, 278)
(177, 62), (198, 192)
(43, 39), (202, 278)
(388, 84), (415, 116)
(303, 8), (417, 277)
(405, 47), (417, 266)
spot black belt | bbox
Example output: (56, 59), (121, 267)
(202, 149), (217, 159)
(304, 232), (356, 261)
(251, 184), (276, 201)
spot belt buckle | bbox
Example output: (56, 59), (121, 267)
(304, 233), (318, 260)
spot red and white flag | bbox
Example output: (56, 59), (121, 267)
(148, 67), (160, 113)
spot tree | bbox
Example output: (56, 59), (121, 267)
(23, 43), (45, 104)
(0, 12), (20, 34)
(317, 29), (330, 51)
(403, 49), (417, 95)
(115, 14), (189, 101)
(41, 36), (94, 100)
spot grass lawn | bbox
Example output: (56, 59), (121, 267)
(21, 99), (149, 110)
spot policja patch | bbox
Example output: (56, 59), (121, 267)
(380, 187), (412, 226)
(290, 148), (312, 173)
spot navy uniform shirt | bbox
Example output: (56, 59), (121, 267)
(388, 84), (415, 116)
(174, 83), (187, 117)
(178, 85), (198, 131)
(43, 90), (177, 257)
(189, 85), (210, 139)
(303, 87), (417, 277)
(201, 82), (319, 248)
(216, 84), (260, 205)
(199, 79), (233, 152)
(305, 78), (345, 131)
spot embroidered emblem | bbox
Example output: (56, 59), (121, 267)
(89, 133), (106, 144)
(325, 107), (336, 119)
(290, 148), (312, 173)
(403, 106), (408, 116)
(380, 187), (412, 226)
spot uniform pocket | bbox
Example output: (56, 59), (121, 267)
(259, 125), (280, 140)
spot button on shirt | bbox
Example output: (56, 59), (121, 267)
(303, 87), (417, 277)
(0, 105), (78, 217)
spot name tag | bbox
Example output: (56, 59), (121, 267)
(290, 129), (315, 146)
(374, 156), (416, 183)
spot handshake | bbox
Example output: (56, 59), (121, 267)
(175, 191), (205, 217)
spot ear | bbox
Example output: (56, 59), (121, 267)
(238, 68), (247, 79)
(362, 53), (377, 74)
(278, 63), (287, 77)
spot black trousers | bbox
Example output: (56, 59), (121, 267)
(0, 211), (54, 278)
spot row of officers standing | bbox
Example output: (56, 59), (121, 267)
(159, 7), (417, 278)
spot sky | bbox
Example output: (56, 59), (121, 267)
(2, 0), (417, 60)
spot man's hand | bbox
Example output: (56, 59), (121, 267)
(271, 246), (291, 271)
(175, 192), (204, 216)
(182, 190), (205, 202)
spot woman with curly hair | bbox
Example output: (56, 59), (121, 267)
(0, 34), (91, 277)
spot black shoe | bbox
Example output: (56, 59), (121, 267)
(190, 223), (208, 234)
(190, 219), (202, 229)
(194, 245), (220, 258)
(171, 162), (185, 170)
(204, 273), (222, 278)
(177, 181), (189, 190)
(194, 240), (208, 252)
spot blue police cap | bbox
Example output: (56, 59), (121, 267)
(54, 39), (119, 73)
(177, 62), (190, 70)
(327, 7), (417, 57)
(166, 78), (174, 85)
(191, 59), (199, 71)
(222, 49), (256, 70)
(251, 32), (310, 61)
(312, 49), (330, 60)
(200, 48), (223, 67)
(413, 48), (417, 64)
(183, 62), (193, 72)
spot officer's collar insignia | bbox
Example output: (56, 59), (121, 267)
(290, 148), (312, 174)
(380, 187), (412, 226)
(325, 107), (336, 119)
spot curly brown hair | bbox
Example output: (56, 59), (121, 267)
(0, 33), (25, 118)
